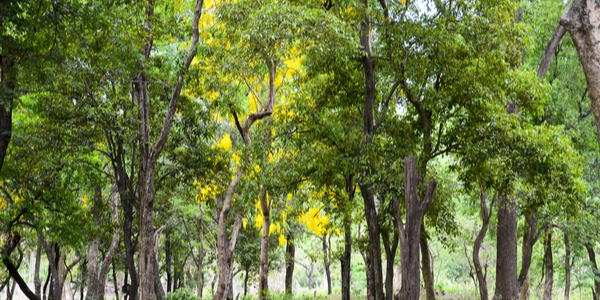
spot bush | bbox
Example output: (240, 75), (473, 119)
(167, 289), (201, 300)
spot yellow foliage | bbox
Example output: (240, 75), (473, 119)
(217, 134), (232, 150)
(279, 234), (287, 246)
(243, 218), (247, 229)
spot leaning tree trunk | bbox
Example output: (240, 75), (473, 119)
(95, 185), (121, 300)
(543, 229), (553, 300)
(519, 212), (539, 300)
(560, 0), (600, 150)
(215, 61), (276, 300)
(586, 244), (600, 300)
(285, 235), (295, 294)
(393, 156), (437, 300)
(135, 2), (203, 300)
(473, 186), (495, 300)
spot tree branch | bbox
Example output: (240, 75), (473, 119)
(374, 81), (400, 133)
(537, 25), (566, 79)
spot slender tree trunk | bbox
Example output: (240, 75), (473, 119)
(564, 231), (571, 300)
(364, 251), (374, 300)
(244, 266), (249, 297)
(382, 229), (398, 300)
(322, 234), (332, 295)
(543, 229), (553, 300)
(420, 223), (435, 300)
(586, 244), (600, 300)
(197, 205), (204, 298)
(258, 191), (270, 300)
(394, 156), (437, 300)
(473, 187), (494, 300)
(285, 236), (295, 294)
(96, 186), (122, 300)
(113, 262), (120, 300)
(494, 194), (519, 300)
(86, 186), (102, 300)
(519, 212), (538, 300)
(35, 233), (43, 298)
(341, 175), (354, 300)
(44, 265), (51, 300)
(0, 54), (14, 172)
(166, 230), (172, 294)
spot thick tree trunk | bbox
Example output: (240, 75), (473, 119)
(364, 250), (374, 300)
(561, 1), (600, 149)
(420, 224), (435, 300)
(585, 244), (600, 300)
(360, 184), (384, 300)
(473, 188), (494, 300)
(285, 235), (295, 294)
(35, 233), (43, 298)
(258, 191), (270, 300)
(543, 229), (553, 300)
(122, 199), (138, 300)
(564, 232), (571, 300)
(322, 234), (332, 295)
(393, 156), (436, 300)
(493, 194), (519, 300)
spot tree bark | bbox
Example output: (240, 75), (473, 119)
(564, 231), (571, 300)
(493, 194), (519, 300)
(382, 228), (398, 300)
(258, 190), (270, 300)
(166, 230), (172, 293)
(86, 186), (102, 300)
(244, 265), (250, 297)
(420, 223), (435, 300)
(285, 235), (295, 294)
(341, 175), (354, 300)
(586, 244), (600, 300)
(473, 186), (494, 300)
(0, 54), (14, 172)
(135, 2), (203, 299)
(197, 205), (204, 298)
(537, 25), (567, 79)
(215, 60), (276, 300)
(393, 156), (437, 300)
(560, 0), (600, 149)
(543, 229), (553, 300)
(35, 233), (43, 298)
(322, 234), (332, 295)
(95, 185), (121, 300)
(519, 212), (539, 300)
(1, 233), (37, 300)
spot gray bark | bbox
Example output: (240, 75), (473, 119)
(393, 156), (436, 300)
(473, 187), (495, 300)
(543, 229), (553, 300)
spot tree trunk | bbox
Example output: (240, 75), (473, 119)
(493, 194), (519, 300)
(586, 244), (600, 300)
(96, 186), (121, 300)
(322, 234), (332, 295)
(135, 1), (203, 299)
(258, 191), (270, 300)
(285, 235), (295, 294)
(112, 262), (120, 300)
(519, 212), (538, 300)
(420, 224), (435, 300)
(341, 174), (354, 300)
(473, 187), (494, 300)
(35, 233), (43, 298)
(1, 236), (36, 300)
(364, 250), (374, 300)
(0, 54), (14, 172)
(215, 60), (276, 300)
(393, 156), (437, 300)
(543, 229), (553, 300)
(564, 231), (571, 300)
(166, 230), (172, 294)
(360, 184), (384, 300)
(382, 229), (398, 300)
(244, 266), (249, 297)
(197, 205), (204, 298)
(86, 186), (102, 300)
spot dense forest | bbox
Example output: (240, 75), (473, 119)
(2, 0), (600, 299)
